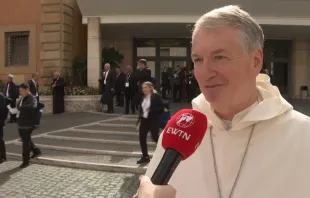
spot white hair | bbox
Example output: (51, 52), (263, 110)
(193, 5), (264, 52)
(104, 63), (111, 67)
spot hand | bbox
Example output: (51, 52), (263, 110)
(134, 176), (176, 198)
(52, 84), (56, 88)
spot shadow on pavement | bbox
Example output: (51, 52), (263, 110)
(0, 166), (21, 186)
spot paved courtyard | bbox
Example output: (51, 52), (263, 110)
(0, 161), (139, 198)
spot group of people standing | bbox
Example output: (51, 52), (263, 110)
(161, 65), (200, 103)
(0, 71), (65, 168)
(99, 59), (152, 114)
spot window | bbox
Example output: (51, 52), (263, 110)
(5, 31), (30, 66)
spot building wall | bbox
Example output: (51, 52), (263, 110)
(0, 0), (86, 86)
(40, 0), (87, 85)
(0, 0), (42, 84)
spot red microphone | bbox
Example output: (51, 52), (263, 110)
(151, 109), (208, 185)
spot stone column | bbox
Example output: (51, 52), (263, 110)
(292, 40), (310, 98)
(87, 17), (101, 88)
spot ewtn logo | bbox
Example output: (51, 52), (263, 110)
(176, 113), (195, 128)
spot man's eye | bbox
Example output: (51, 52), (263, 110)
(214, 55), (225, 60)
(193, 58), (202, 63)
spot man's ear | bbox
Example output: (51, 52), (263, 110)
(254, 49), (263, 71)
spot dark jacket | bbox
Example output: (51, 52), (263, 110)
(139, 92), (164, 120)
(173, 70), (185, 86)
(115, 72), (126, 93)
(161, 71), (171, 87)
(28, 79), (39, 99)
(102, 70), (116, 92)
(17, 94), (37, 129)
(4, 81), (18, 106)
(124, 72), (138, 96)
(0, 93), (6, 127)
(135, 68), (151, 91)
(52, 77), (65, 96)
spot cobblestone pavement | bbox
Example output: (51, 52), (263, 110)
(0, 161), (140, 198)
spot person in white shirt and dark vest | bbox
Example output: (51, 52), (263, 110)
(137, 81), (164, 164)
(4, 74), (18, 123)
(124, 66), (137, 114)
(0, 92), (7, 164)
(17, 83), (41, 168)
(51, 72), (65, 114)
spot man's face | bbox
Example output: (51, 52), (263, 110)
(19, 88), (28, 97)
(104, 65), (110, 71)
(8, 77), (12, 82)
(126, 66), (132, 73)
(33, 74), (39, 81)
(53, 73), (59, 79)
(192, 27), (262, 108)
(138, 63), (145, 70)
(115, 68), (120, 74)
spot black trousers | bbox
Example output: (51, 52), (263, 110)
(116, 92), (124, 106)
(173, 84), (182, 102)
(18, 128), (40, 163)
(139, 117), (160, 157)
(162, 86), (167, 99)
(53, 94), (64, 114)
(0, 126), (6, 159)
(125, 94), (135, 114)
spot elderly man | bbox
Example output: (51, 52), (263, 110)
(4, 74), (18, 123)
(51, 72), (65, 114)
(136, 5), (310, 198)
(101, 63), (116, 113)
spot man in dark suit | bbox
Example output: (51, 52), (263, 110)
(115, 67), (126, 107)
(28, 73), (42, 126)
(17, 83), (41, 168)
(161, 66), (171, 99)
(51, 72), (65, 114)
(134, 59), (152, 107)
(4, 74), (18, 123)
(0, 93), (7, 164)
(102, 63), (116, 113)
(124, 66), (137, 114)
(172, 65), (185, 102)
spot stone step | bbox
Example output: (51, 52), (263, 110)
(24, 137), (156, 153)
(105, 119), (138, 125)
(5, 144), (147, 174)
(10, 139), (154, 158)
(97, 122), (136, 128)
(40, 133), (156, 146)
(49, 130), (155, 142)
(77, 125), (137, 133)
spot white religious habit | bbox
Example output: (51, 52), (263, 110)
(146, 74), (310, 198)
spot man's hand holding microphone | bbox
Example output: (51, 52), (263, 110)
(134, 176), (176, 198)
(134, 109), (208, 198)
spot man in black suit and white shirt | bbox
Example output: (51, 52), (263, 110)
(102, 63), (116, 113)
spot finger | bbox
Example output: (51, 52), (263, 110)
(154, 185), (177, 197)
(139, 175), (151, 183)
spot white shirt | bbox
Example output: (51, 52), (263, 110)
(6, 84), (10, 97)
(32, 79), (38, 96)
(141, 94), (151, 118)
(104, 70), (109, 85)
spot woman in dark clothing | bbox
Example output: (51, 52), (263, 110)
(137, 81), (164, 164)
